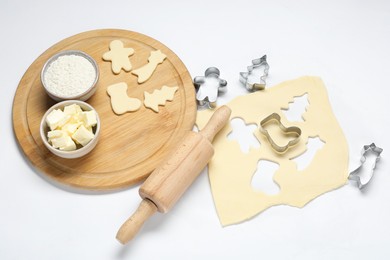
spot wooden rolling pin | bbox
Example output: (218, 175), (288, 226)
(116, 105), (231, 244)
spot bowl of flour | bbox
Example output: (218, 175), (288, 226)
(41, 50), (99, 101)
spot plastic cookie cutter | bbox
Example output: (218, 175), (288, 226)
(194, 67), (227, 109)
(348, 143), (383, 189)
(259, 113), (302, 153)
(239, 55), (270, 91)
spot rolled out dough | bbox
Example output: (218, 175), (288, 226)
(196, 76), (349, 226)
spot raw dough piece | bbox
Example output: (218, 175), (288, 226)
(144, 86), (178, 112)
(103, 40), (134, 74)
(132, 50), (166, 84)
(107, 82), (142, 115)
(196, 76), (349, 226)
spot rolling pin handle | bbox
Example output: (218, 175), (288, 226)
(116, 199), (158, 244)
(200, 105), (232, 142)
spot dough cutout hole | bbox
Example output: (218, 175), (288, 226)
(282, 93), (309, 122)
(227, 117), (260, 153)
(291, 136), (325, 171)
(251, 160), (280, 195)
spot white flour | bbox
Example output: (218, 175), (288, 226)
(44, 54), (96, 97)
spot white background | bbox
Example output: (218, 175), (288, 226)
(1, 0), (389, 259)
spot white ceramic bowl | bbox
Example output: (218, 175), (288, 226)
(41, 50), (99, 101)
(40, 100), (100, 159)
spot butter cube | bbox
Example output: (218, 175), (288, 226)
(64, 104), (82, 116)
(72, 125), (94, 146)
(86, 126), (93, 133)
(57, 114), (71, 128)
(46, 109), (67, 130)
(81, 110), (97, 128)
(47, 130), (64, 141)
(62, 122), (82, 136)
(46, 103), (98, 151)
(50, 135), (76, 151)
(59, 138), (77, 151)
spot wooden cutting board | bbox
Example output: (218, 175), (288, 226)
(12, 29), (196, 191)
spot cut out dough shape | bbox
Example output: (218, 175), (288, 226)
(107, 82), (142, 115)
(144, 85), (178, 112)
(227, 118), (260, 153)
(291, 136), (325, 171)
(251, 160), (280, 195)
(282, 93), (309, 122)
(103, 40), (135, 74)
(132, 50), (166, 84)
(196, 76), (349, 226)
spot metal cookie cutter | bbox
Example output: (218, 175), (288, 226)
(194, 67), (227, 109)
(349, 143), (383, 189)
(239, 55), (270, 91)
(259, 113), (302, 153)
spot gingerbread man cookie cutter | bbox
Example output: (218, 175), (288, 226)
(259, 113), (302, 153)
(193, 67), (227, 109)
(239, 55), (269, 91)
(349, 143), (383, 189)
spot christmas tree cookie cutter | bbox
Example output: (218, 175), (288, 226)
(349, 143), (383, 189)
(259, 112), (302, 153)
(239, 55), (269, 91)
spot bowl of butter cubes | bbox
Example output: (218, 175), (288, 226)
(40, 100), (100, 159)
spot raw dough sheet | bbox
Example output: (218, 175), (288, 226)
(196, 76), (349, 226)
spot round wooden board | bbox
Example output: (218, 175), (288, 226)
(12, 29), (196, 191)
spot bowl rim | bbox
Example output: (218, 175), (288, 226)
(40, 50), (99, 100)
(40, 100), (101, 156)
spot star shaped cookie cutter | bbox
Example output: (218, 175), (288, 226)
(259, 113), (302, 153)
(194, 67), (227, 109)
(349, 143), (383, 189)
(239, 55), (270, 91)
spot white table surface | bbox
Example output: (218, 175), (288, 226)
(1, 0), (389, 259)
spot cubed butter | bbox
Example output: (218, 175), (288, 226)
(47, 130), (64, 141)
(64, 104), (82, 116)
(72, 125), (95, 146)
(50, 135), (76, 151)
(46, 109), (66, 130)
(62, 122), (82, 136)
(86, 126), (93, 133)
(81, 110), (97, 128)
(57, 114), (71, 129)
(45, 104), (97, 151)
(59, 138), (77, 151)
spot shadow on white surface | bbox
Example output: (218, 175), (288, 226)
(115, 212), (167, 258)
